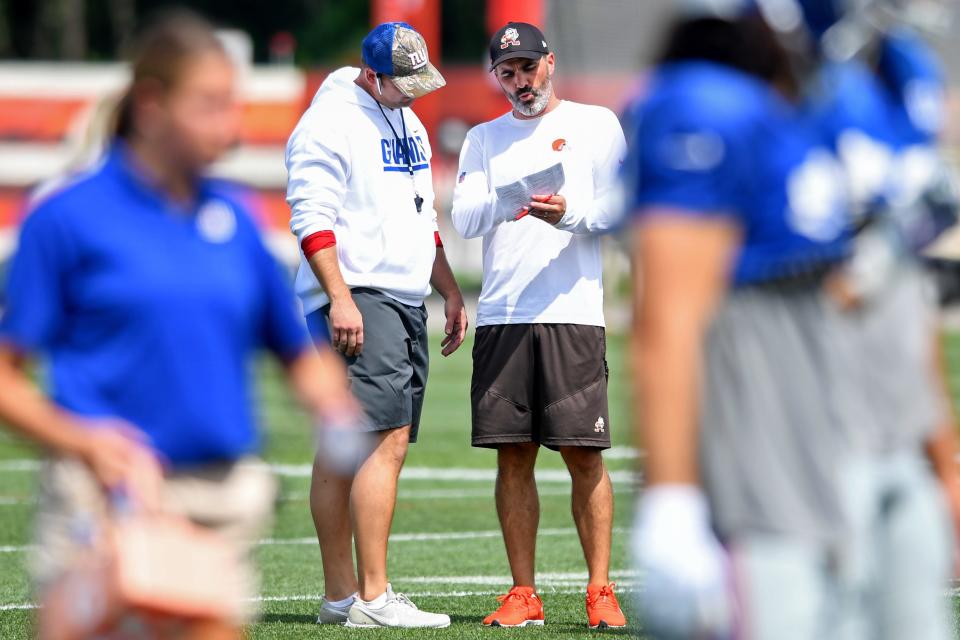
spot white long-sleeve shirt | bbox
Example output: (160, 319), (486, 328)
(285, 67), (439, 313)
(451, 100), (626, 327)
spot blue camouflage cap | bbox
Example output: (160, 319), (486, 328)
(361, 22), (446, 98)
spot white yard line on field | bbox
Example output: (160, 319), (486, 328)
(0, 484), (607, 505)
(279, 486), (578, 502)
(0, 526), (628, 554)
(0, 459), (640, 484)
(0, 487), (637, 506)
(0, 545), (31, 553)
(253, 583), (642, 603)
(271, 464), (639, 484)
(393, 569), (640, 586)
(10, 580), (960, 613)
(0, 573), (642, 612)
(604, 446), (641, 460)
(8, 571), (960, 611)
(259, 526), (627, 546)
(0, 460), (40, 472)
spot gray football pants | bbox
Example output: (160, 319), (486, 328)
(835, 452), (953, 640)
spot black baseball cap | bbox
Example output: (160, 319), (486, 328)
(489, 22), (550, 71)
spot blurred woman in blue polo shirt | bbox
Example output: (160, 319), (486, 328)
(0, 10), (354, 638)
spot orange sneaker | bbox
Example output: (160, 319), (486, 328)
(482, 586), (545, 627)
(586, 583), (627, 629)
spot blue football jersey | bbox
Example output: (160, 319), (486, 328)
(876, 28), (945, 145)
(804, 28), (951, 246)
(622, 62), (849, 286)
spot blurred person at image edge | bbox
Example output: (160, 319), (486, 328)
(0, 9), (357, 638)
(624, 1), (960, 639)
(625, 3), (852, 639)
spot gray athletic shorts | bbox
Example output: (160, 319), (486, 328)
(320, 288), (428, 441)
(470, 324), (610, 450)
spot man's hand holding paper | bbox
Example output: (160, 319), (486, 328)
(526, 193), (566, 224)
(493, 162), (566, 223)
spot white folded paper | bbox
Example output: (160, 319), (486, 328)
(494, 163), (566, 216)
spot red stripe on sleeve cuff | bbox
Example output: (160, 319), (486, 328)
(434, 231), (443, 248)
(301, 230), (336, 259)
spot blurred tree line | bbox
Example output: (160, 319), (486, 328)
(0, 0), (486, 65)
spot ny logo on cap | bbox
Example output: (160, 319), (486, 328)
(406, 48), (426, 69)
(500, 27), (520, 49)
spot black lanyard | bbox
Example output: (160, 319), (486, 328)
(377, 102), (424, 213)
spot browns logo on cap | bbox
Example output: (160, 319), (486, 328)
(489, 22), (550, 71)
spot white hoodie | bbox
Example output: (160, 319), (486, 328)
(286, 67), (439, 314)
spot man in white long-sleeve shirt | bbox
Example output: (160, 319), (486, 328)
(285, 22), (466, 629)
(451, 22), (627, 630)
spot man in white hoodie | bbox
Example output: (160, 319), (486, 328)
(451, 22), (627, 630)
(285, 22), (466, 629)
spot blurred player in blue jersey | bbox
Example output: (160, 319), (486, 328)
(0, 10), (358, 638)
(799, 2), (960, 638)
(624, 3), (853, 639)
(625, 1), (960, 639)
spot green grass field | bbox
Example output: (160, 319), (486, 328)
(4, 331), (960, 638)
(0, 332), (640, 638)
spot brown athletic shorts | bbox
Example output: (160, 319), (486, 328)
(471, 324), (611, 450)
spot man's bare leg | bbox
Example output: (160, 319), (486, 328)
(310, 456), (358, 601)
(351, 426), (411, 600)
(560, 447), (613, 585)
(496, 443), (541, 588)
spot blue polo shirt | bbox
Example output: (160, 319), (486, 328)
(0, 142), (310, 466)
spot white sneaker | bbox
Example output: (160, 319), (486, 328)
(316, 596), (353, 624)
(345, 584), (451, 628)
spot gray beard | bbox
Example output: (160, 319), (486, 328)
(509, 77), (553, 117)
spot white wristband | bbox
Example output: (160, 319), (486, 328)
(637, 484), (711, 530)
